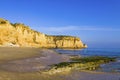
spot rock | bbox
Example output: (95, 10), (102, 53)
(0, 18), (87, 49)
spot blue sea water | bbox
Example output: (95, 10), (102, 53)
(54, 48), (120, 73)
(54, 48), (120, 57)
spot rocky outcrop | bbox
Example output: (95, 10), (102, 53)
(0, 18), (87, 48)
(45, 35), (86, 48)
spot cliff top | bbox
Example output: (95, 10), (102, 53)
(0, 18), (80, 39)
(0, 18), (9, 24)
(46, 35), (80, 40)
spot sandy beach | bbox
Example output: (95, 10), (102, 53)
(65, 70), (120, 80)
(0, 47), (119, 80)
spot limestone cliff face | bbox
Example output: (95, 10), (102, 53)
(45, 35), (86, 48)
(0, 18), (87, 48)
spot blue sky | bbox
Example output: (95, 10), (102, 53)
(0, 0), (120, 48)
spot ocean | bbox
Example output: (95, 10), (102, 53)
(54, 48), (120, 73)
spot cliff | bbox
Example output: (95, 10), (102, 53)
(0, 18), (87, 49)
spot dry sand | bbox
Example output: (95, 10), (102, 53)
(0, 48), (69, 72)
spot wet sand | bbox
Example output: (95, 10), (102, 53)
(64, 70), (120, 80)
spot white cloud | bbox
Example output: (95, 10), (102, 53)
(35, 26), (120, 32)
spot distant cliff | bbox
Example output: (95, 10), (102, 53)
(0, 18), (87, 49)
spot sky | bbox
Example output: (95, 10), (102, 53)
(0, 0), (120, 48)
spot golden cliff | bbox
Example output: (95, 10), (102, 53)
(0, 18), (87, 49)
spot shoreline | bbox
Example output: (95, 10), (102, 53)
(0, 47), (119, 80)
